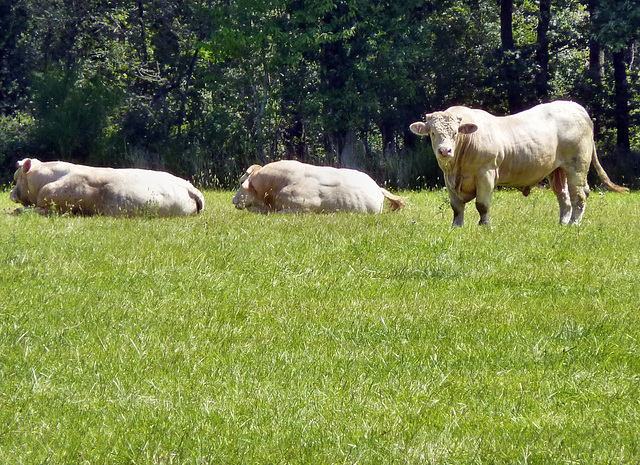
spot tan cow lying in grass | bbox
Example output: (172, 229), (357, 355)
(10, 158), (205, 216)
(233, 160), (405, 213)
(410, 100), (628, 226)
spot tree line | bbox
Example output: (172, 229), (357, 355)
(1, 0), (638, 189)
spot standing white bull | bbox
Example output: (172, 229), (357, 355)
(233, 160), (405, 213)
(10, 158), (205, 216)
(409, 101), (628, 226)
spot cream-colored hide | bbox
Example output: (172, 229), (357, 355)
(233, 160), (404, 214)
(410, 101), (627, 226)
(11, 158), (204, 216)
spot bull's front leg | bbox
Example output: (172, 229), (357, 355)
(475, 170), (496, 226)
(448, 190), (465, 227)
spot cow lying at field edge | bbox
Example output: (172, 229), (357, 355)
(233, 160), (405, 213)
(409, 100), (628, 227)
(10, 158), (205, 216)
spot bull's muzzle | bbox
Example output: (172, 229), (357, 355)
(438, 147), (453, 158)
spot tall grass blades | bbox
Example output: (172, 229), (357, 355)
(1, 189), (639, 464)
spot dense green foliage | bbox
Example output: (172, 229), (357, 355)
(1, 0), (639, 187)
(1, 189), (639, 463)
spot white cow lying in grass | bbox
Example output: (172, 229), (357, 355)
(233, 160), (405, 213)
(10, 158), (205, 216)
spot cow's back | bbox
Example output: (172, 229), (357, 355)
(21, 161), (203, 216)
(305, 164), (385, 213)
(254, 160), (385, 213)
(449, 101), (592, 188)
(533, 101), (592, 150)
(94, 168), (203, 216)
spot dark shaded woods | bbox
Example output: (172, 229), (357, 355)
(1, 0), (638, 189)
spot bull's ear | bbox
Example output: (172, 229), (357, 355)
(242, 178), (251, 190)
(410, 121), (430, 136)
(18, 158), (32, 173)
(459, 123), (478, 134)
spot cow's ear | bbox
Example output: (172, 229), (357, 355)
(247, 164), (262, 175)
(242, 178), (252, 190)
(459, 123), (478, 134)
(18, 158), (32, 173)
(410, 121), (430, 136)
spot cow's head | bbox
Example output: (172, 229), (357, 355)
(232, 164), (263, 210)
(410, 112), (477, 159)
(10, 158), (35, 206)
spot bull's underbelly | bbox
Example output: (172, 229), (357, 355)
(447, 161), (556, 201)
(496, 165), (555, 188)
(495, 150), (558, 188)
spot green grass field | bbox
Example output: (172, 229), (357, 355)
(1, 188), (639, 464)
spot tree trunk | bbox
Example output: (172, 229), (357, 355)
(138, 1), (148, 62)
(500, 0), (521, 112)
(500, 0), (514, 50)
(176, 48), (198, 138)
(255, 76), (268, 163)
(282, 109), (305, 161)
(612, 49), (630, 150)
(587, 0), (605, 136)
(536, 0), (551, 100)
(380, 120), (396, 159)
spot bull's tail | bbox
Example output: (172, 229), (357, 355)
(189, 186), (205, 213)
(380, 188), (406, 211)
(591, 144), (629, 194)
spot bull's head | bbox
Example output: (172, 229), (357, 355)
(410, 112), (477, 159)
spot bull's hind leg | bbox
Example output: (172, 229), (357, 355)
(549, 168), (572, 224)
(565, 170), (590, 225)
(564, 143), (594, 225)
